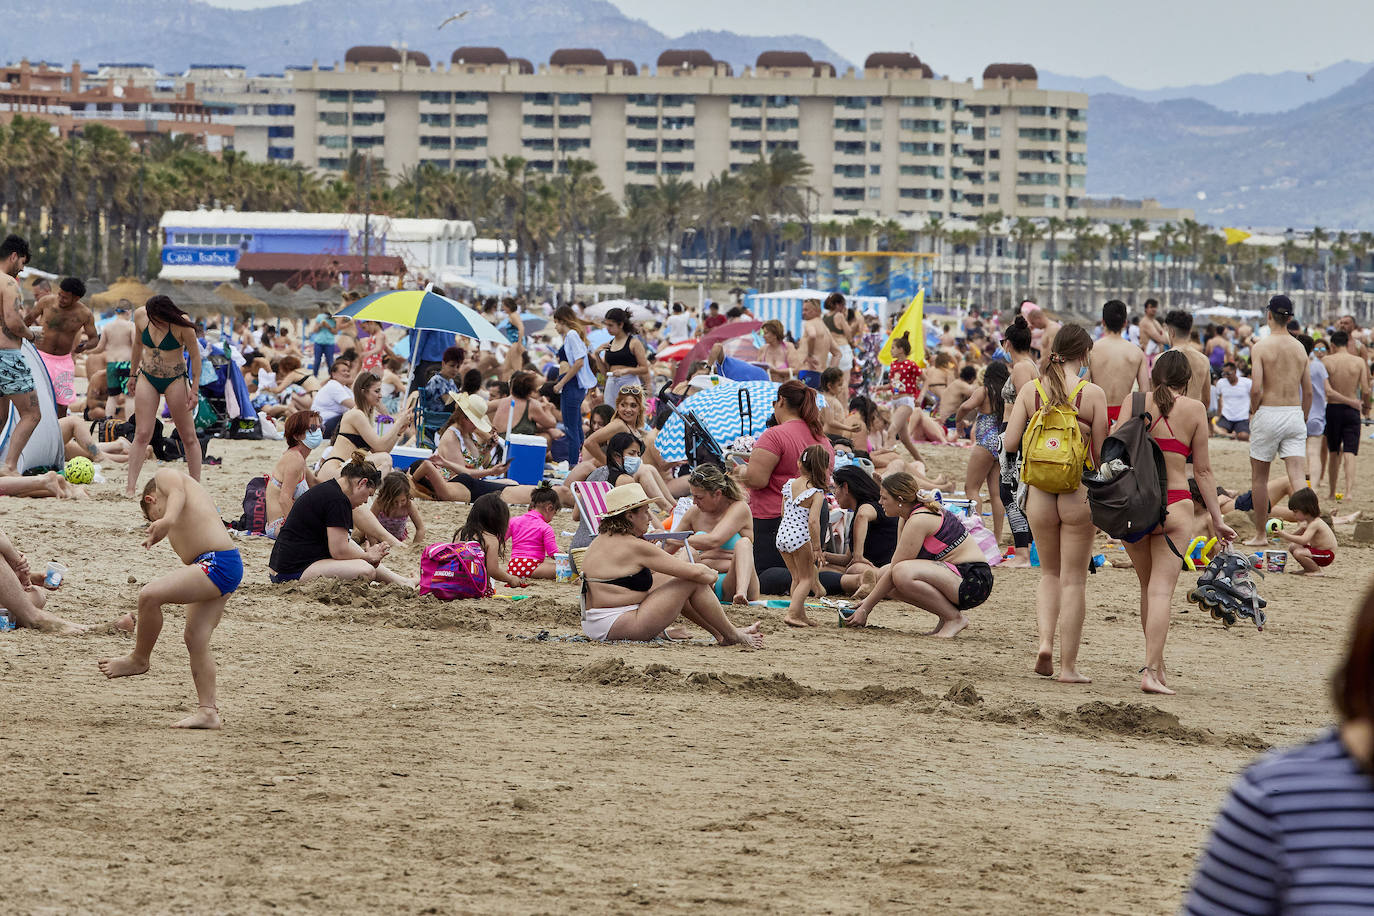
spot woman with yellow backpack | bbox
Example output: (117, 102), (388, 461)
(1002, 324), (1107, 685)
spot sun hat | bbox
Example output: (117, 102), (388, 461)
(602, 482), (656, 518)
(445, 391), (493, 434)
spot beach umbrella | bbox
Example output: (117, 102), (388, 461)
(337, 289), (506, 345)
(519, 311), (548, 334)
(584, 299), (657, 323)
(654, 379), (781, 463)
(654, 338), (698, 362)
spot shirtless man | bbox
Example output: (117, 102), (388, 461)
(1337, 314), (1367, 360)
(26, 277), (98, 418)
(1322, 329), (1370, 501)
(100, 469), (242, 729)
(1138, 298), (1170, 365)
(1023, 303), (1061, 368)
(795, 298), (836, 389)
(1087, 300), (1149, 426)
(0, 235), (41, 475)
(1245, 296), (1312, 546)
(1164, 310), (1212, 407)
(90, 300), (136, 418)
(822, 292), (855, 373)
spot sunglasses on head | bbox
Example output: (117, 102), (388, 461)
(618, 385), (644, 396)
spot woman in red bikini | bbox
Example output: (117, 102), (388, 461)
(1118, 350), (1236, 696)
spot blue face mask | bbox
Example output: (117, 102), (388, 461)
(834, 454), (853, 470)
(622, 455), (642, 473)
(1077, 366), (1089, 379)
(303, 429), (324, 450)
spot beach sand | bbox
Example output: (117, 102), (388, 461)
(0, 434), (1363, 913)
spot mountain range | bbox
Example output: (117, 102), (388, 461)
(4, 0), (1374, 228)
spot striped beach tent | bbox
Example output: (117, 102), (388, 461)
(743, 288), (889, 339)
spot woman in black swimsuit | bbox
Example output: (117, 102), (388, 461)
(579, 482), (764, 647)
(316, 371), (412, 481)
(125, 295), (203, 497)
(596, 307), (649, 405)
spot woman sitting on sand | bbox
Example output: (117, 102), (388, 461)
(842, 472), (993, 637)
(669, 464), (758, 606)
(265, 411), (322, 539)
(564, 385), (683, 502)
(316, 371), (413, 481)
(818, 465), (896, 597)
(410, 392), (571, 507)
(579, 482), (764, 647)
(267, 451), (414, 587)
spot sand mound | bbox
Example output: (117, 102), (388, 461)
(944, 680), (983, 706)
(1071, 701), (1211, 744)
(570, 657), (679, 687)
(683, 669), (814, 698)
(488, 594), (581, 626)
(283, 580), (491, 631)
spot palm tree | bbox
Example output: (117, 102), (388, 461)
(976, 210), (1003, 309)
(1010, 217), (1039, 298)
(1043, 216), (1065, 309)
(654, 176), (700, 279)
(1128, 217), (1148, 297)
(743, 148), (813, 289)
(948, 228), (980, 306)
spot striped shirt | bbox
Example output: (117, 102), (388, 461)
(1184, 728), (1374, 914)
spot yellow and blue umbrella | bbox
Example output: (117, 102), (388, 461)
(337, 289), (507, 345)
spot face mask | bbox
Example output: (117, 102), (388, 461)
(834, 454), (853, 470)
(622, 456), (642, 473)
(1077, 366), (1088, 379)
(303, 429), (323, 450)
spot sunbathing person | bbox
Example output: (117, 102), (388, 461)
(579, 482), (763, 647)
(0, 529), (84, 633)
(668, 464), (758, 605)
(316, 371), (412, 481)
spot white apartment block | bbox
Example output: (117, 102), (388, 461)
(277, 46), (1087, 222)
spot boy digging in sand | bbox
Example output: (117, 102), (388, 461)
(99, 469), (242, 729)
(1274, 487), (1338, 576)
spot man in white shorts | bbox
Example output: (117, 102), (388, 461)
(1245, 295), (1312, 546)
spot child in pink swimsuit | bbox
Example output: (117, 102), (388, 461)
(506, 483), (561, 579)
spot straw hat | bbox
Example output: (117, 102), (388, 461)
(602, 482), (655, 518)
(444, 391), (492, 434)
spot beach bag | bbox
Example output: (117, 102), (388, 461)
(419, 540), (493, 600)
(1021, 379), (1089, 494)
(234, 476), (268, 534)
(958, 514), (1004, 566)
(1084, 393), (1181, 555)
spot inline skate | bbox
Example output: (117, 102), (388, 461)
(1187, 548), (1267, 630)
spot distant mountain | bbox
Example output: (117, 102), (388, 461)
(3, 0), (852, 76)
(1042, 60), (1372, 114)
(1086, 65), (1374, 228)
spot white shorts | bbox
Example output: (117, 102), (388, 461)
(835, 344), (853, 372)
(1249, 405), (1307, 463)
(892, 396), (915, 409)
(582, 603), (637, 641)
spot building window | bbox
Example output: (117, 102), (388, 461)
(559, 137), (591, 150)
(558, 115), (590, 128)
(766, 117), (799, 130)
(900, 164), (944, 178)
(899, 119), (944, 132)
(834, 141), (864, 155)
(869, 141), (882, 152)
(317, 157), (345, 169)
(834, 164), (864, 178)
(558, 93), (590, 106)
(267, 125), (293, 138)
(627, 94), (659, 107)
(352, 136), (383, 148)
(266, 104), (294, 116)
(1019, 149), (1062, 163)
(730, 95), (762, 107)
(988, 126), (1001, 138)
(730, 117), (761, 130)
(900, 97), (944, 109)
(766, 95), (799, 106)
(523, 93), (552, 105)
(1068, 131), (1087, 144)
(627, 138), (657, 152)
(351, 91), (377, 104)
(1017, 172), (1060, 186)
(730, 139), (762, 154)
(453, 136), (487, 149)
(453, 92), (486, 104)
(661, 116), (695, 130)
(455, 159), (486, 171)
(833, 187), (864, 201)
(420, 113), (450, 127)
(988, 193), (1000, 204)
(868, 187), (882, 199)
(454, 114), (487, 127)
(900, 188), (944, 200)
(989, 149), (1000, 159)
(1068, 152), (1087, 166)
(627, 161), (658, 174)
(421, 91), (452, 105)
(661, 94), (695, 107)
(421, 136), (452, 149)
(321, 91), (349, 104)
(267, 146), (294, 159)
(1067, 108), (1084, 121)
(663, 161), (693, 175)
(626, 116), (657, 130)
(834, 118), (865, 132)
(1067, 174), (1086, 188)
(318, 111), (347, 126)
(527, 160), (554, 173)
(766, 140), (798, 151)
(1017, 194), (1061, 208)
(352, 112), (384, 126)
(869, 164), (882, 175)
(835, 96), (867, 109)
(522, 137), (554, 151)
(899, 141), (944, 156)
(1019, 128), (1061, 142)
(661, 138), (694, 152)
(522, 114), (554, 128)
(319, 135), (347, 149)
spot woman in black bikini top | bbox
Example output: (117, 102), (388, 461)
(316, 369), (412, 481)
(124, 295), (204, 498)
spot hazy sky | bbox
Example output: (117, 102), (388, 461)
(205, 0), (1374, 88)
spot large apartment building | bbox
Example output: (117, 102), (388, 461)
(285, 47), (1088, 222)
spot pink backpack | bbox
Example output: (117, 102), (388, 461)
(418, 540), (493, 600)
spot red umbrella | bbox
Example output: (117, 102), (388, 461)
(673, 320), (763, 383)
(654, 338), (698, 361)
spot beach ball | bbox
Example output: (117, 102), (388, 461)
(64, 456), (95, 484)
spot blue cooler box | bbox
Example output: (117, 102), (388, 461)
(390, 445), (431, 472)
(505, 434), (547, 485)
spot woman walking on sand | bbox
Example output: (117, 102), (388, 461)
(1001, 324), (1106, 683)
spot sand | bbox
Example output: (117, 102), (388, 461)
(0, 434), (1364, 913)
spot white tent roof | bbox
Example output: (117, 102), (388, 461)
(387, 218), (476, 241)
(159, 209), (392, 234)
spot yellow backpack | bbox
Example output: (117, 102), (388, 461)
(1021, 379), (1090, 493)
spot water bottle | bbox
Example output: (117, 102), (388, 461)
(1029, 541), (1040, 567)
(0, 608), (14, 631)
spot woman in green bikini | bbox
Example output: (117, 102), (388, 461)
(124, 295), (203, 497)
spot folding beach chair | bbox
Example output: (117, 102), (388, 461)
(570, 480), (613, 535)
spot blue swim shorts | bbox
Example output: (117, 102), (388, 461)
(194, 548), (243, 596)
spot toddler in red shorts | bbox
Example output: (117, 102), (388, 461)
(506, 483), (561, 580)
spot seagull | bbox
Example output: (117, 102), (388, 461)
(438, 10), (470, 29)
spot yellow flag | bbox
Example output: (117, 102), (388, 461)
(1223, 228), (1251, 246)
(878, 289), (924, 367)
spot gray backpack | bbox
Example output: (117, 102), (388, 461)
(1084, 392), (1178, 553)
